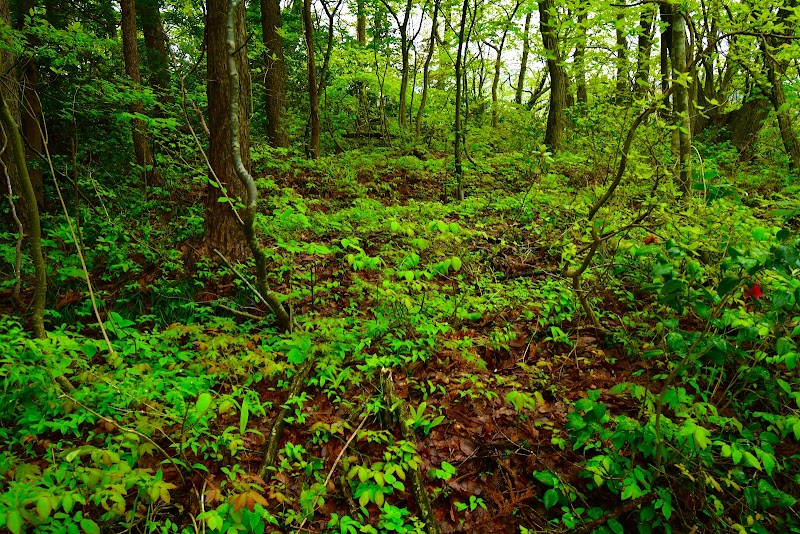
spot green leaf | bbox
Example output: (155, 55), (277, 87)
(37, 496), (52, 519)
(717, 276), (739, 297)
(240, 398), (250, 436)
(195, 392), (212, 415)
(7, 511), (23, 534)
(451, 256), (462, 271)
(543, 488), (560, 509)
(81, 519), (101, 534)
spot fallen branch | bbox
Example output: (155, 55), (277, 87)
(259, 357), (315, 478)
(381, 368), (442, 534)
(297, 411), (369, 531)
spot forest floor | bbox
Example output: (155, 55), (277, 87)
(3, 148), (799, 534)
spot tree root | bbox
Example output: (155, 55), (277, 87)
(381, 368), (442, 534)
(259, 357), (315, 478)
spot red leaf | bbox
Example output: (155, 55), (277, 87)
(744, 282), (764, 300)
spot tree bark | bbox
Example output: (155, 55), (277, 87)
(516, 11), (532, 106)
(380, 0), (413, 130)
(356, 0), (367, 45)
(260, 0), (289, 147)
(539, 0), (567, 151)
(0, 91), (46, 339)
(574, 10), (587, 105)
(614, 10), (628, 104)
(226, 0), (292, 332)
(416, 0), (439, 137)
(1, 0), (24, 228)
(137, 0), (170, 92)
(454, 0), (468, 200)
(303, 0), (320, 158)
(671, 11), (691, 194)
(205, 0), (251, 260)
(121, 0), (160, 188)
(17, 0), (43, 211)
(634, 5), (655, 100)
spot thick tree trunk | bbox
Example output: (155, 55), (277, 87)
(516, 11), (531, 105)
(671, 12), (691, 194)
(303, 0), (320, 158)
(539, 0), (567, 151)
(260, 0), (288, 147)
(714, 96), (770, 159)
(121, 0), (160, 188)
(17, 0), (43, 211)
(574, 10), (587, 105)
(205, 0), (251, 260)
(764, 33), (800, 170)
(416, 0), (439, 137)
(634, 5), (655, 100)
(2, 0), (24, 227)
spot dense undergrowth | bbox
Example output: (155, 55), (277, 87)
(2, 134), (800, 534)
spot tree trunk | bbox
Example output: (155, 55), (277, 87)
(454, 0), (468, 200)
(671, 11), (691, 194)
(121, 0), (160, 188)
(2, 0), (24, 228)
(659, 4), (672, 107)
(714, 96), (770, 159)
(634, 5), (655, 100)
(763, 5), (800, 171)
(1, 91), (46, 338)
(17, 0), (43, 211)
(574, 10), (587, 105)
(205, 0), (251, 260)
(303, 0), (320, 158)
(416, 0), (439, 137)
(614, 10), (628, 104)
(539, 0), (567, 151)
(260, 0), (288, 147)
(137, 0), (170, 92)
(356, 0), (367, 45)
(516, 11), (532, 105)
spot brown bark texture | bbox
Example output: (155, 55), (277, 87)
(205, 0), (251, 260)
(261, 0), (289, 147)
(303, 0), (320, 158)
(539, 0), (567, 151)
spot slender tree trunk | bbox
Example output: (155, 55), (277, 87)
(357, 0), (367, 45)
(205, 0), (251, 260)
(454, 0), (469, 200)
(671, 11), (691, 194)
(137, 0), (170, 92)
(539, 0), (567, 151)
(17, 0), (43, 211)
(227, 0), (292, 332)
(261, 0), (288, 147)
(574, 10), (587, 105)
(416, 0), (439, 137)
(0, 91), (46, 338)
(634, 5), (655, 100)
(614, 10), (628, 104)
(659, 4), (672, 107)
(303, 0), (320, 158)
(515, 11), (531, 105)
(121, 0), (160, 188)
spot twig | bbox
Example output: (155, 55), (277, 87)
(297, 412), (369, 530)
(215, 303), (263, 321)
(60, 391), (186, 485)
